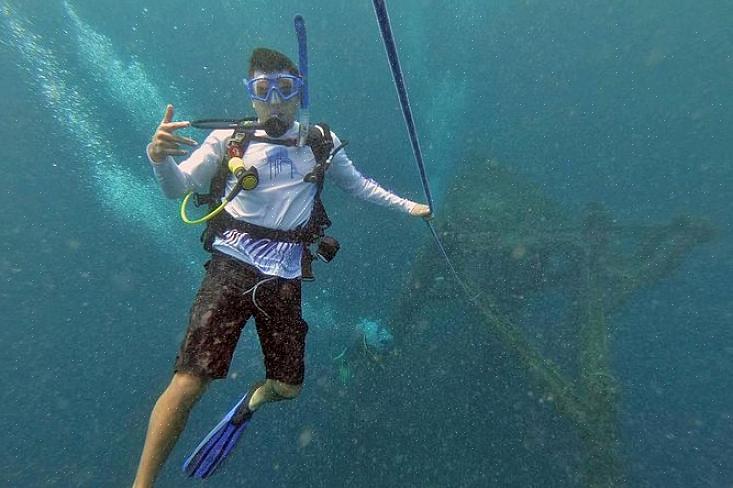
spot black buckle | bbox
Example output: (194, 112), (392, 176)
(193, 193), (210, 207)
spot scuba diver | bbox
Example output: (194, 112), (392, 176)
(131, 45), (430, 487)
(334, 318), (395, 386)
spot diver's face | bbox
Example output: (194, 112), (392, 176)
(250, 70), (301, 130)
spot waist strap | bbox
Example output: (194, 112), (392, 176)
(211, 210), (317, 244)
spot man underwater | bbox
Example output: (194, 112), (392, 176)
(132, 47), (430, 487)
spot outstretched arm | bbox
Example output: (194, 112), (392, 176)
(327, 133), (431, 219)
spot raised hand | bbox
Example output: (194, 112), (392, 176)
(148, 104), (197, 163)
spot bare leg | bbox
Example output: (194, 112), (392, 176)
(132, 372), (209, 488)
(248, 379), (301, 411)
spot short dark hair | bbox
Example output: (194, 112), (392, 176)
(248, 48), (299, 77)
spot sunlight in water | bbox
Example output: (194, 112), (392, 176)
(0, 0), (192, 265)
(63, 0), (174, 127)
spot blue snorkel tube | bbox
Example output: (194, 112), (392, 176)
(294, 15), (309, 147)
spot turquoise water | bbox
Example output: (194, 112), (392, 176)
(1, 0), (730, 486)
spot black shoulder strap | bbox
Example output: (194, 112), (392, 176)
(305, 123), (334, 198)
(204, 128), (255, 209)
(307, 123), (333, 163)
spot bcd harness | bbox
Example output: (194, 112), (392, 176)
(193, 122), (340, 280)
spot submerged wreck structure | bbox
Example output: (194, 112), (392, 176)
(387, 160), (715, 487)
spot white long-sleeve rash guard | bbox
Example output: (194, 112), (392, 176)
(149, 122), (416, 278)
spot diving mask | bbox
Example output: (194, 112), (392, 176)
(245, 74), (303, 102)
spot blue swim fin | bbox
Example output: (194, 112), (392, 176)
(182, 384), (261, 479)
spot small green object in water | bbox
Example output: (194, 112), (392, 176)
(337, 360), (351, 386)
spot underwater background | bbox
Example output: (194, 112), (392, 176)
(1, 0), (731, 486)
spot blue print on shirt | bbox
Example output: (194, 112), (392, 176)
(267, 147), (294, 180)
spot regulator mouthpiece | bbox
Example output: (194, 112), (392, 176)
(263, 116), (289, 138)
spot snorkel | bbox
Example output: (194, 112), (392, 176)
(294, 15), (309, 147)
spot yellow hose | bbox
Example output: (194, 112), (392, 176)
(180, 192), (229, 225)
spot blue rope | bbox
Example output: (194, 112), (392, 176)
(371, 0), (477, 300)
(371, 0), (433, 212)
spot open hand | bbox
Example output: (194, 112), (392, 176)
(148, 104), (197, 163)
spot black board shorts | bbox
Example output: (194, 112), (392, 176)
(174, 252), (308, 385)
